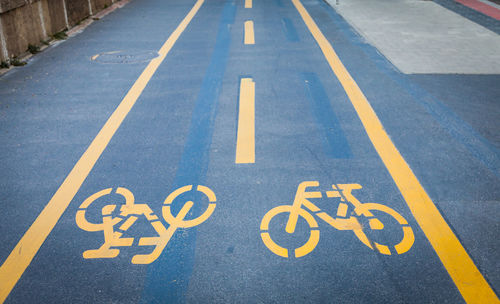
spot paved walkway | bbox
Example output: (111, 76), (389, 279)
(327, 0), (500, 73)
(0, 0), (499, 303)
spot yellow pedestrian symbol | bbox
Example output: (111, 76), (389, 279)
(260, 181), (414, 258)
(76, 185), (216, 264)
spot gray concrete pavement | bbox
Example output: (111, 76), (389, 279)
(327, 0), (500, 74)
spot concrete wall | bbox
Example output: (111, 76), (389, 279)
(0, 0), (115, 62)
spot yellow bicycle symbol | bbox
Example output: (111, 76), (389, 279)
(260, 181), (414, 258)
(75, 185), (216, 264)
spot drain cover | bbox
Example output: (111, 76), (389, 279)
(91, 50), (159, 64)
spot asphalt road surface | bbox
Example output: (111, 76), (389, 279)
(0, 0), (499, 303)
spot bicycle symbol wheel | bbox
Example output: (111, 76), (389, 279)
(260, 205), (320, 258)
(76, 187), (134, 232)
(353, 203), (414, 255)
(162, 185), (217, 228)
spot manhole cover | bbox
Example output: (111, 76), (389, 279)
(91, 50), (159, 64)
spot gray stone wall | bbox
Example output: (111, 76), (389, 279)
(0, 0), (115, 62)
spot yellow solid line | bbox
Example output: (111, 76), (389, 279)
(290, 0), (499, 303)
(0, 0), (205, 302)
(236, 78), (255, 164)
(244, 20), (255, 45)
(245, 0), (252, 9)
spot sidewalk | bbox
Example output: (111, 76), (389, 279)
(326, 0), (500, 74)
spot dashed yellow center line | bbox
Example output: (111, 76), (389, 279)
(244, 20), (255, 45)
(0, 0), (205, 302)
(245, 0), (252, 9)
(290, 0), (499, 303)
(236, 78), (256, 164)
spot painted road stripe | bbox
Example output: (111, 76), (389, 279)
(455, 0), (500, 20)
(0, 1), (205, 302)
(302, 72), (351, 158)
(236, 78), (256, 164)
(244, 20), (255, 45)
(140, 1), (237, 302)
(282, 18), (300, 42)
(318, 0), (500, 179)
(291, 0), (499, 303)
(245, 0), (252, 9)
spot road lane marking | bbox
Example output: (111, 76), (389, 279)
(244, 20), (255, 45)
(302, 72), (351, 158)
(455, 0), (500, 20)
(0, 0), (205, 302)
(282, 18), (300, 42)
(290, 0), (499, 303)
(245, 0), (252, 8)
(141, 1), (237, 301)
(76, 186), (216, 264)
(260, 182), (414, 258)
(236, 78), (256, 163)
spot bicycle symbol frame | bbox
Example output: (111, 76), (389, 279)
(260, 181), (414, 258)
(75, 185), (216, 264)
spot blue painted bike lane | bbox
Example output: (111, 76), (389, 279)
(0, 0), (498, 303)
(1, 0), (229, 302)
(184, 0), (499, 303)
